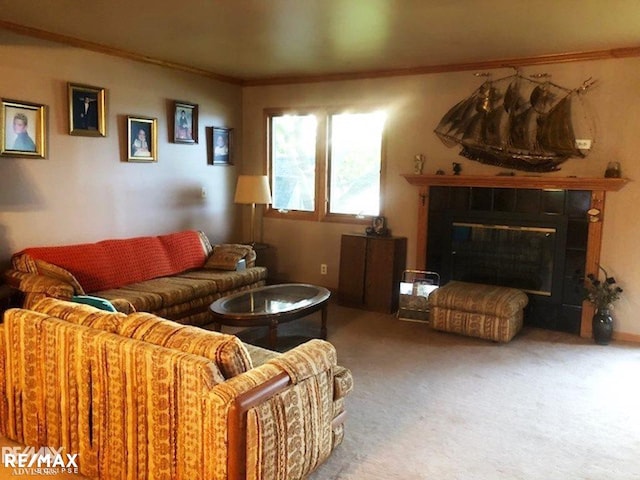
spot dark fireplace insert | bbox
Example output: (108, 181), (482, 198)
(427, 187), (590, 334)
(451, 222), (556, 296)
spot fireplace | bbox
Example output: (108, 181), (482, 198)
(402, 174), (628, 338)
(426, 187), (586, 333)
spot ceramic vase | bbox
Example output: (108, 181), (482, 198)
(592, 307), (614, 345)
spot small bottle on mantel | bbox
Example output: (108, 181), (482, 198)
(604, 162), (621, 178)
(414, 154), (425, 174)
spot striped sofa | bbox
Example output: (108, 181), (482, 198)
(0, 298), (353, 480)
(4, 230), (267, 326)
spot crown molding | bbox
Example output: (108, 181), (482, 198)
(243, 46), (640, 86)
(0, 20), (243, 85)
(2, 20), (639, 87)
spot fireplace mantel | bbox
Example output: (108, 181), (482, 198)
(402, 174), (629, 191)
(402, 173), (630, 339)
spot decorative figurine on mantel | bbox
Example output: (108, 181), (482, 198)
(604, 161), (621, 178)
(414, 154), (425, 174)
(452, 162), (462, 175)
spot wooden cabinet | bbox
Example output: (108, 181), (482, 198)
(253, 243), (277, 283)
(338, 234), (407, 313)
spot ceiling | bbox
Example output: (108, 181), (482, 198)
(2, 0), (640, 84)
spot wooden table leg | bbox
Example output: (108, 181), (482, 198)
(269, 319), (278, 349)
(320, 303), (328, 340)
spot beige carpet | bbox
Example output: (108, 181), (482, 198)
(305, 304), (640, 480)
(2, 302), (639, 479)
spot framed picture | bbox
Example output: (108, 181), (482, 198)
(373, 216), (387, 235)
(173, 101), (198, 144)
(211, 127), (233, 165)
(68, 83), (106, 136)
(366, 216), (388, 236)
(1, 98), (47, 158)
(127, 116), (158, 162)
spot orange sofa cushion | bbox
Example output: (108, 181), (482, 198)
(19, 231), (207, 293)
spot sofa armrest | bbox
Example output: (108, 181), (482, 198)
(4, 270), (75, 307)
(228, 370), (291, 480)
(206, 340), (350, 480)
(266, 338), (336, 382)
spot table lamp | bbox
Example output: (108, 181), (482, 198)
(234, 175), (272, 245)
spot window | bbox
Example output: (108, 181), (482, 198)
(270, 114), (317, 213)
(267, 108), (386, 222)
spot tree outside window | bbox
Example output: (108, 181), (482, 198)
(267, 108), (386, 222)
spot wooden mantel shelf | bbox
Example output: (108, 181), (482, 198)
(402, 174), (630, 192)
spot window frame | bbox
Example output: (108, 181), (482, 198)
(264, 106), (387, 224)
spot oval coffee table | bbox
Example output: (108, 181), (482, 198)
(210, 283), (330, 350)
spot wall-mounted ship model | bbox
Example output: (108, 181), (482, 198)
(434, 71), (596, 172)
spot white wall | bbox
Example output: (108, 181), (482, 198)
(243, 58), (640, 338)
(0, 30), (243, 268)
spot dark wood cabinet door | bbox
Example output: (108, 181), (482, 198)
(364, 237), (407, 312)
(338, 234), (407, 313)
(364, 238), (395, 311)
(338, 234), (367, 306)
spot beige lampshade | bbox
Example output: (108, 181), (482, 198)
(234, 175), (272, 205)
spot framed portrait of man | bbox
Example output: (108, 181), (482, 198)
(1, 98), (47, 158)
(173, 101), (198, 144)
(68, 83), (106, 137)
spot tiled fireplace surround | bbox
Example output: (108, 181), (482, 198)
(403, 174), (628, 337)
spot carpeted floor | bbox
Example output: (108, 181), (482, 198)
(302, 303), (640, 480)
(2, 302), (639, 479)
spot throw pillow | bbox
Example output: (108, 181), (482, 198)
(204, 244), (253, 271)
(72, 295), (118, 312)
(33, 258), (85, 294)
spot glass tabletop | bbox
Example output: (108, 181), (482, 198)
(211, 283), (330, 317)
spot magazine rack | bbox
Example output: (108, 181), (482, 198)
(397, 270), (440, 322)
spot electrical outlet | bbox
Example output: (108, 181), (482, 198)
(575, 139), (592, 150)
(320, 264), (327, 275)
(201, 187), (207, 198)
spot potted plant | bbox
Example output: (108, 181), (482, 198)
(584, 266), (623, 345)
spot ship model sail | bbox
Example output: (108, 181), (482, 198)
(434, 73), (595, 172)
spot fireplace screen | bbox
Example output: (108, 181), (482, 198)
(451, 222), (556, 295)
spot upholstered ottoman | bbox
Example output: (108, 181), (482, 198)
(428, 281), (529, 343)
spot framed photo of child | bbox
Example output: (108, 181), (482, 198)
(173, 101), (198, 144)
(1, 98), (47, 158)
(210, 126), (232, 165)
(127, 115), (158, 162)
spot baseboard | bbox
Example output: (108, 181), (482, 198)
(613, 331), (640, 344)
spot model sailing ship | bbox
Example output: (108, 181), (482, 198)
(434, 71), (596, 172)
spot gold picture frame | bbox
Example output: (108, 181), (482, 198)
(127, 116), (158, 162)
(68, 83), (106, 137)
(173, 100), (198, 144)
(1, 98), (47, 158)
